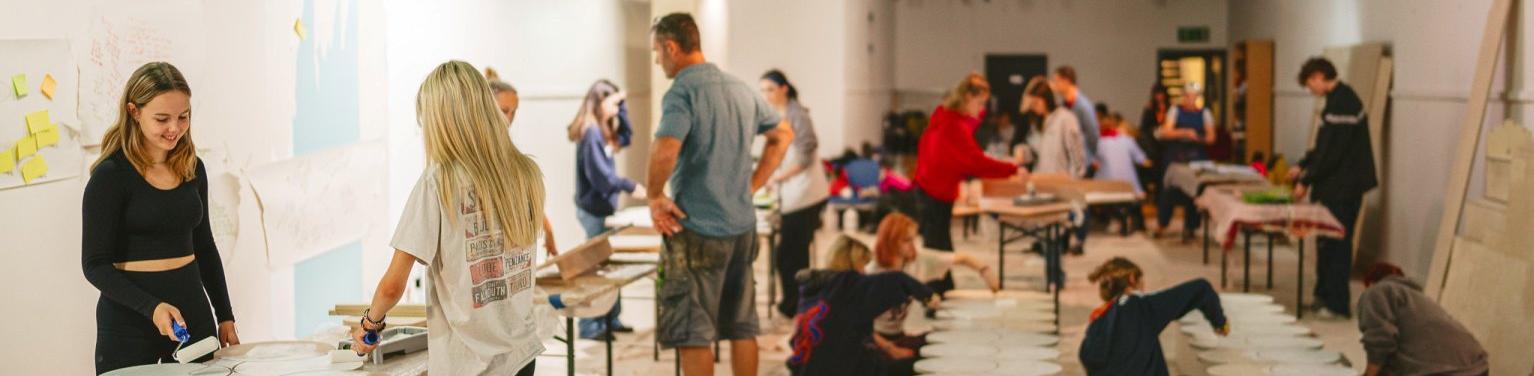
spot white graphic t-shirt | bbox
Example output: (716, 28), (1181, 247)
(392, 165), (543, 375)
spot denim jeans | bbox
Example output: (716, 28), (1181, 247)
(576, 208), (624, 337)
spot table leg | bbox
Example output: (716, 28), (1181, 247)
(714, 341), (720, 363)
(607, 291), (616, 376)
(1266, 234), (1275, 289)
(997, 218), (1006, 290)
(567, 316), (576, 376)
(653, 282), (660, 361)
(1221, 234), (1228, 288)
(1243, 229), (1252, 293)
(767, 233), (776, 320)
(1296, 238), (1305, 320)
(1202, 210), (1210, 265)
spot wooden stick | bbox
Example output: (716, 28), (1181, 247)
(1426, 0), (1516, 299)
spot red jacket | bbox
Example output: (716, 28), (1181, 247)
(914, 106), (1018, 202)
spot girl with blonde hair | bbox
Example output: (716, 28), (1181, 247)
(351, 61), (546, 375)
(83, 61), (240, 374)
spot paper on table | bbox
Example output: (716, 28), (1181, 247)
(25, 110), (50, 134)
(10, 74), (25, 97)
(15, 136), (37, 159)
(40, 74), (56, 100)
(20, 156), (46, 184)
(35, 127), (59, 147)
(0, 148), (13, 173)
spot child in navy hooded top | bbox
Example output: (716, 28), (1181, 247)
(1079, 257), (1228, 376)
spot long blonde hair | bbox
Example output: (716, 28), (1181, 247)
(826, 235), (873, 272)
(941, 72), (990, 113)
(567, 79), (620, 142)
(416, 61), (546, 247)
(92, 62), (197, 181)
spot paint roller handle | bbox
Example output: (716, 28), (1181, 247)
(171, 320), (189, 343)
(363, 330), (380, 345)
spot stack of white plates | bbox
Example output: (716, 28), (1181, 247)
(1178, 293), (1358, 375)
(917, 289), (1062, 376)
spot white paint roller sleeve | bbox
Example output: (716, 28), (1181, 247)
(173, 337), (219, 364)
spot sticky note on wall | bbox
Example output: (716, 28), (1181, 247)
(26, 110), (51, 134)
(21, 155), (47, 184)
(11, 74), (25, 97)
(16, 136), (37, 159)
(0, 148), (13, 174)
(294, 18), (306, 41)
(36, 127), (59, 148)
(41, 74), (56, 100)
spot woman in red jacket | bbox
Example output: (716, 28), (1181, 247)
(913, 72), (1027, 296)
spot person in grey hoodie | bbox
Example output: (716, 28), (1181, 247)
(1357, 263), (1488, 376)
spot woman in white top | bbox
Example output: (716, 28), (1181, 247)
(351, 61), (546, 375)
(760, 69), (831, 318)
(1021, 76), (1087, 178)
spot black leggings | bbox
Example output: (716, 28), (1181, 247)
(915, 188), (956, 296)
(95, 262), (216, 375)
(775, 201), (825, 316)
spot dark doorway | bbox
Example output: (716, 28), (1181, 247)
(985, 54), (1049, 118)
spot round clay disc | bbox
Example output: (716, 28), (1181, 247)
(927, 329), (1002, 343)
(102, 364), (232, 376)
(1207, 364), (1272, 376)
(1245, 336), (1324, 350)
(1268, 364), (1358, 376)
(914, 358), (998, 374)
(1256, 349), (1342, 365)
(990, 360), (1062, 375)
(992, 347), (1061, 361)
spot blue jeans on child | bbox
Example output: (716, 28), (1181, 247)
(576, 209), (625, 338)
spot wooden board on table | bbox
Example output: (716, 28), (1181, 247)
(540, 232), (615, 281)
(331, 304), (425, 317)
(342, 315), (427, 329)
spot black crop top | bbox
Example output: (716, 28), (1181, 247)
(81, 151), (235, 322)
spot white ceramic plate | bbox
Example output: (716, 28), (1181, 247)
(922, 343), (999, 358)
(914, 358), (998, 374)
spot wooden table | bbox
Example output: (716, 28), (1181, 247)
(1195, 186), (1346, 319)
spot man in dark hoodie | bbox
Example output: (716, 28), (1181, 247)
(1357, 263), (1488, 376)
(788, 235), (933, 376)
(1079, 257), (1228, 376)
(1291, 57), (1379, 318)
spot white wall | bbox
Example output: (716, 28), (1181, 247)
(893, 0), (1229, 121)
(723, 0), (896, 159)
(1227, 0), (1531, 281)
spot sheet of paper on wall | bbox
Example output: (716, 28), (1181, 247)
(25, 110), (50, 134)
(11, 74), (25, 97)
(20, 156), (46, 184)
(0, 147), (13, 174)
(247, 141), (385, 267)
(78, 0), (205, 145)
(40, 74), (56, 100)
(15, 136), (37, 159)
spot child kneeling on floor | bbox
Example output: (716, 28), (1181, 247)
(863, 212), (1002, 375)
(787, 235), (934, 376)
(1079, 257), (1229, 376)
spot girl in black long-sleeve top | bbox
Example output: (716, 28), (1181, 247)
(1079, 257), (1227, 376)
(82, 62), (238, 374)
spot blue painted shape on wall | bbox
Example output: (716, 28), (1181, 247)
(294, 241), (362, 339)
(292, 0), (361, 156)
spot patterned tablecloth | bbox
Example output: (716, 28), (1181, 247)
(1196, 185), (1346, 249)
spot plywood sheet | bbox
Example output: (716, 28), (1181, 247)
(1439, 238), (1534, 376)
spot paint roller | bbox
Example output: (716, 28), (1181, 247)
(169, 320), (220, 364)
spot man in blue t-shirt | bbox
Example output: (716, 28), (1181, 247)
(645, 12), (795, 376)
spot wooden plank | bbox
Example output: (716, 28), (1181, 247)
(1438, 237), (1534, 376)
(331, 303), (426, 317)
(1245, 40), (1275, 163)
(1427, 0), (1515, 299)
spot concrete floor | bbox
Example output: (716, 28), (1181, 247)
(533, 213), (1368, 376)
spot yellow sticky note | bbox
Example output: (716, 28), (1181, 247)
(36, 127), (59, 148)
(25, 110), (51, 134)
(20, 155), (47, 184)
(10, 74), (25, 97)
(16, 136), (37, 159)
(294, 18), (306, 41)
(41, 74), (56, 100)
(0, 147), (13, 174)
